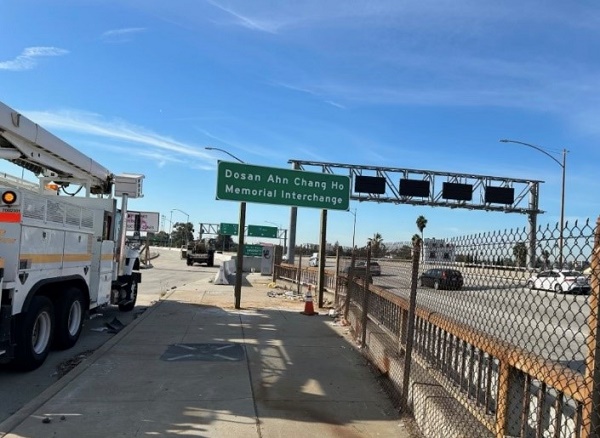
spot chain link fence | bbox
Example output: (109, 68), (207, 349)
(276, 217), (600, 438)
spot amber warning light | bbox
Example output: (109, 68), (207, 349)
(1, 191), (17, 205)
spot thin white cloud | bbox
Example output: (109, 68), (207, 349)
(0, 47), (68, 71)
(325, 100), (346, 109)
(101, 27), (146, 42)
(270, 81), (346, 109)
(23, 109), (214, 164)
(205, 0), (280, 33)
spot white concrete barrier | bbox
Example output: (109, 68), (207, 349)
(214, 264), (229, 285)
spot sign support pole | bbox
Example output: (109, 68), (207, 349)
(317, 209), (327, 308)
(234, 201), (246, 309)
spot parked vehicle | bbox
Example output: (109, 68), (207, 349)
(0, 100), (143, 371)
(419, 269), (463, 290)
(308, 252), (319, 267)
(341, 265), (373, 284)
(526, 270), (590, 294)
(357, 261), (381, 276)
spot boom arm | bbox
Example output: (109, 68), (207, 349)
(0, 101), (113, 195)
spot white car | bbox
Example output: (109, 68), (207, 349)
(308, 252), (319, 267)
(527, 269), (590, 294)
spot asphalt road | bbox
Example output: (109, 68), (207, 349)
(369, 261), (590, 370)
(0, 247), (222, 424)
(318, 257), (590, 370)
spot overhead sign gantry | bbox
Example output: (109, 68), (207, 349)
(285, 159), (544, 278)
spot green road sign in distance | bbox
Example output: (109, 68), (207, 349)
(247, 225), (277, 238)
(244, 244), (263, 257)
(216, 161), (350, 211)
(219, 222), (239, 235)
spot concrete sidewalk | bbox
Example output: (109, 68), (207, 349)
(0, 274), (415, 438)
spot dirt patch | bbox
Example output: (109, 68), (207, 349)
(54, 349), (96, 379)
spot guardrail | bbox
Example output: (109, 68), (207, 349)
(274, 218), (600, 437)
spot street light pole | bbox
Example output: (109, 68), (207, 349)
(169, 210), (174, 247)
(499, 139), (568, 268)
(205, 147), (246, 309)
(205, 147), (244, 164)
(265, 220), (282, 247)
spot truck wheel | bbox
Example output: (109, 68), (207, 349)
(14, 296), (54, 371)
(186, 258), (193, 266)
(119, 279), (138, 312)
(54, 287), (85, 350)
(207, 259), (214, 267)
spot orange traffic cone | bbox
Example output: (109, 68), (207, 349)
(301, 285), (318, 316)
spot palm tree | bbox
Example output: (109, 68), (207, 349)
(368, 233), (384, 258)
(416, 216), (427, 261)
(411, 234), (422, 260)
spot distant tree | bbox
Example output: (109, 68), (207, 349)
(398, 245), (412, 259)
(171, 222), (194, 247)
(416, 216), (427, 261)
(331, 241), (340, 256)
(455, 254), (468, 263)
(541, 250), (551, 269)
(150, 231), (170, 246)
(513, 242), (528, 267)
(215, 234), (235, 252)
(368, 233), (384, 258)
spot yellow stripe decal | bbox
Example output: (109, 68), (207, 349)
(20, 254), (92, 263)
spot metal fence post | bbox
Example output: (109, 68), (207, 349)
(401, 239), (421, 412)
(582, 216), (600, 438)
(343, 251), (357, 322)
(360, 243), (372, 348)
(296, 253), (303, 296)
(334, 246), (341, 307)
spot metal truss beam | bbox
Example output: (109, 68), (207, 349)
(288, 159), (543, 214)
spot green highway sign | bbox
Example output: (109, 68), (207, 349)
(219, 222), (239, 235)
(243, 244), (263, 257)
(247, 225), (277, 238)
(216, 161), (350, 211)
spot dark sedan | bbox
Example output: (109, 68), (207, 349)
(419, 269), (463, 290)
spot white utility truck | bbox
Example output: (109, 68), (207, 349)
(0, 101), (144, 370)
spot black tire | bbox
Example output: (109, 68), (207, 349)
(527, 280), (534, 289)
(54, 287), (85, 350)
(554, 283), (563, 294)
(13, 296), (54, 371)
(186, 258), (193, 266)
(434, 280), (440, 291)
(119, 279), (138, 312)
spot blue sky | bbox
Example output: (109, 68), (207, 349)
(1, 1), (599, 248)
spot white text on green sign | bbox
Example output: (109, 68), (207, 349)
(216, 162), (350, 210)
(247, 225), (277, 238)
(244, 244), (263, 256)
(219, 223), (239, 235)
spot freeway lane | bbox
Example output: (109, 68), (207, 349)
(334, 259), (590, 369)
